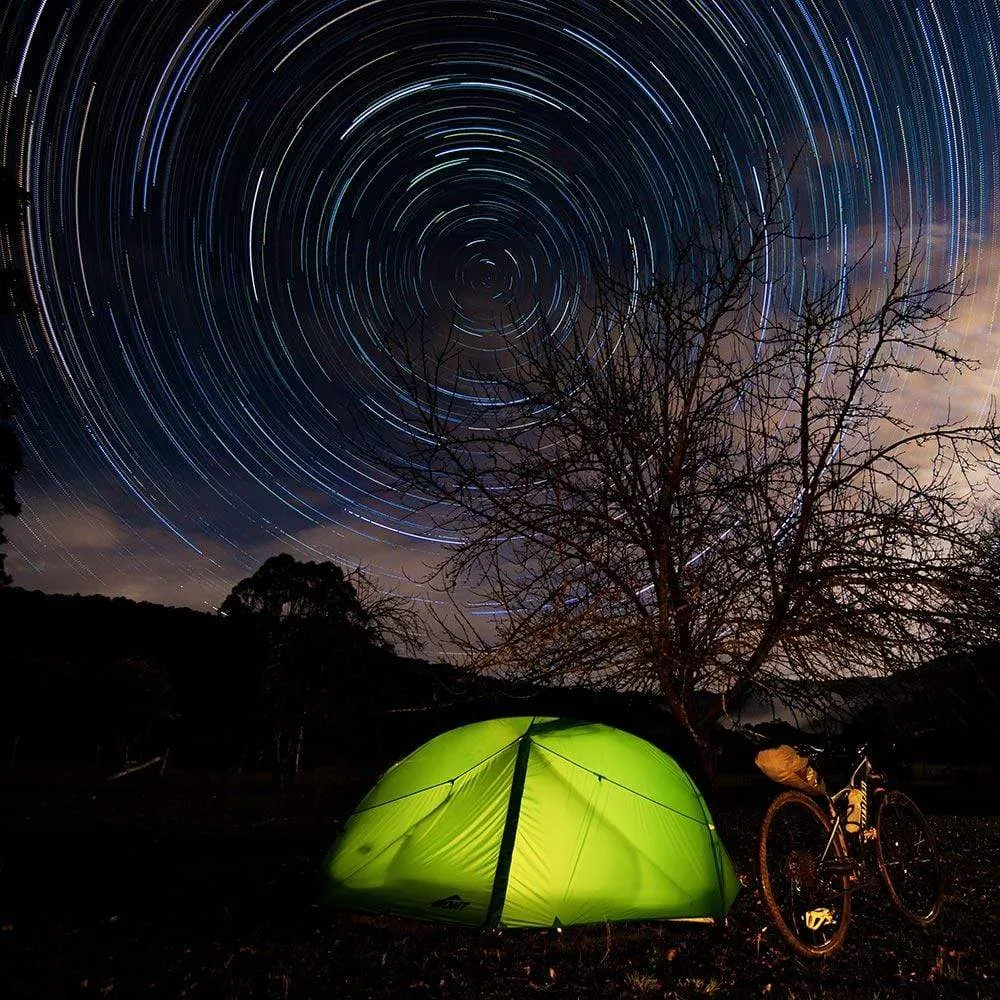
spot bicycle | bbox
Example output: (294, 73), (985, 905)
(756, 742), (943, 958)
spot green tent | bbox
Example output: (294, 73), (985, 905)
(321, 717), (740, 927)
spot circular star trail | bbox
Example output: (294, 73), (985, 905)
(1, 0), (999, 609)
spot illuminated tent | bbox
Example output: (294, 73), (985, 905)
(321, 716), (740, 927)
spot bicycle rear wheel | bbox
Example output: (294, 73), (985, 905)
(875, 790), (943, 925)
(759, 790), (852, 958)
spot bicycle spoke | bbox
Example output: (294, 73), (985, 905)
(759, 791), (851, 957)
(876, 791), (943, 925)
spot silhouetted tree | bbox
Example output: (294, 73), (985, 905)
(0, 586), (259, 770)
(0, 166), (31, 586)
(0, 648), (38, 768)
(0, 167), (31, 233)
(88, 656), (175, 771)
(221, 553), (422, 781)
(385, 167), (1000, 784)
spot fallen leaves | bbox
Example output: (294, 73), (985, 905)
(4, 806), (997, 998)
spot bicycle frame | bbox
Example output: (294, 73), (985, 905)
(815, 750), (881, 879)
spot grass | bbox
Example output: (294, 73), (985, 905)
(0, 769), (998, 998)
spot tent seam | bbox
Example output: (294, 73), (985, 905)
(532, 742), (706, 825)
(352, 738), (523, 814)
(686, 771), (728, 918)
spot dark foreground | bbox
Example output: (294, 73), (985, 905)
(0, 771), (998, 999)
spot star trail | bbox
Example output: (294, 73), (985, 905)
(1, 0), (999, 610)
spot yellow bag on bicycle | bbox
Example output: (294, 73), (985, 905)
(754, 745), (826, 795)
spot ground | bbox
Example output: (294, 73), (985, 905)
(0, 768), (997, 998)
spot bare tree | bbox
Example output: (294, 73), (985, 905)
(382, 169), (1000, 779)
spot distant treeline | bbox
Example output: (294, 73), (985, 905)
(0, 586), (732, 778)
(2, 586), (999, 782)
(0, 587), (459, 776)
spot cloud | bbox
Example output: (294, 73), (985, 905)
(5, 492), (238, 610)
(17, 499), (126, 552)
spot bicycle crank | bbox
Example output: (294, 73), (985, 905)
(822, 857), (861, 880)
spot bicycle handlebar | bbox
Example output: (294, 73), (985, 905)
(726, 721), (875, 762)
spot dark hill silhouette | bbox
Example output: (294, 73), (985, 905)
(0, 587), (460, 771)
(2, 586), (997, 785)
(746, 650), (1000, 763)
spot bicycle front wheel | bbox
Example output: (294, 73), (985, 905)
(759, 790), (852, 958)
(875, 790), (943, 925)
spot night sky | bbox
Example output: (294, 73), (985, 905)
(1, 0), (999, 616)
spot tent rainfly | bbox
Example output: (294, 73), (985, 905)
(321, 716), (740, 927)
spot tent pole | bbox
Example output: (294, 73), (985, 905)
(485, 731), (533, 927)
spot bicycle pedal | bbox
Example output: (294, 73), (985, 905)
(804, 908), (835, 930)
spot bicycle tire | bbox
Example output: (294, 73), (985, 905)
(759, 790), (852, 958)
(875, 789), (943, 925)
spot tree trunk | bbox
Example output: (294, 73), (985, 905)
(691, 728), (718, 797)
(272, 730), (288, 786)
(657, 667), (717, 793)
(291, 724), (305, 780)
(8, 733), (19, 770)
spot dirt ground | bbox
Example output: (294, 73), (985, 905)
(0, 770), (997, 999)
